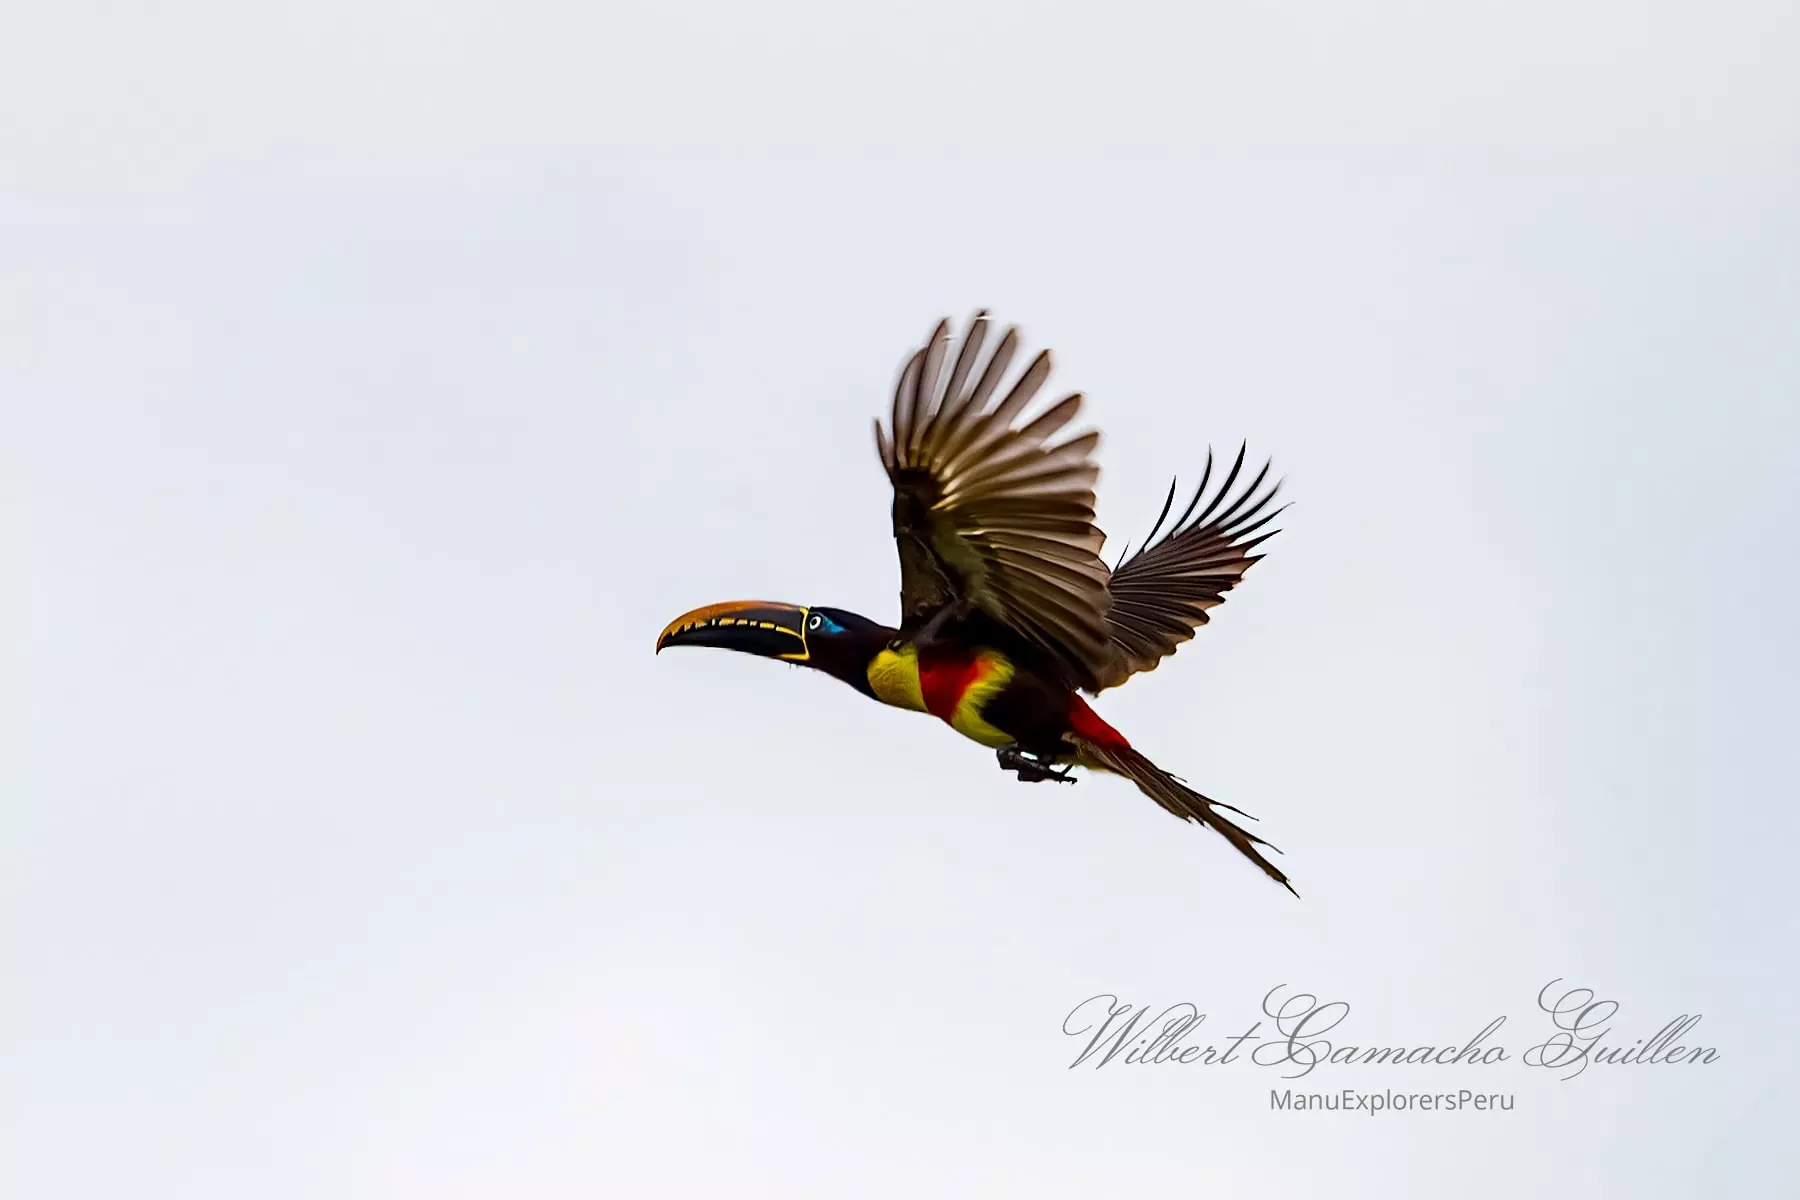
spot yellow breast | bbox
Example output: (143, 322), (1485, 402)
(865, 644), (1018, 749)
(867, 645), (927, 712)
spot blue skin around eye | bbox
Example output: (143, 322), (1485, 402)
(814, 613), (844, 635)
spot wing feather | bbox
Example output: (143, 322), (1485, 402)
(878, 314), (1115, 689)
(1095, 443), (1286, 690)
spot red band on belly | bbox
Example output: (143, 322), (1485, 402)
(918, 649), (984, 723)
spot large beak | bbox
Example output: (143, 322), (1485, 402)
(655, 600), (811, 662)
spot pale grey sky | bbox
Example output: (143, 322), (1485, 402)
(6, 3), (1798, 1197)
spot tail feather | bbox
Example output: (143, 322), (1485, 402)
(1075, 739), (1297, 896)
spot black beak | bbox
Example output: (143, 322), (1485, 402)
(655, 600), (811, 662)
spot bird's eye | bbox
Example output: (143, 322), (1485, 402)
(807, 614), (823, 630)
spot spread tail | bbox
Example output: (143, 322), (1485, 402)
(1073, 738), (1297, 896)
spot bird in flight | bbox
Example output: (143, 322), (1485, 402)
(656, 313), (1294, 893)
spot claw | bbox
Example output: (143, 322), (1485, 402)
(996, 743), (1077, 784)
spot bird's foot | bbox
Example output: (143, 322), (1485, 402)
(997, 743), (1077, 784)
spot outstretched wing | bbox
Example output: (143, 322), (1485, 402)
(875, 313), (1115, 690)
(1095, 444), (1284, 690)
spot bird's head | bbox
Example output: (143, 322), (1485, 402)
(655, 600), (890, 690)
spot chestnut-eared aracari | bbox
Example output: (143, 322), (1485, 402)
(657, 314), (1294, 894)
